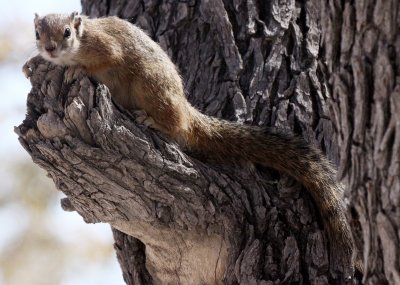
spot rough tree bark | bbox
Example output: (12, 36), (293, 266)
(320, 1), (400, 284)
(16, 0), (399, 284)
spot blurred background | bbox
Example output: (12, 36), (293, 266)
(0, 1), (124, 284)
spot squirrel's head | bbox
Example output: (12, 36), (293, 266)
(34, 12), (84, 65)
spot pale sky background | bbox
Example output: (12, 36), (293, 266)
(0, 1), (124, 284)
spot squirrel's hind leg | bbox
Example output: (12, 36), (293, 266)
(134, 110), (161, 130)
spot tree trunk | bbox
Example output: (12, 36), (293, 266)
(320, 1), (400, 284)
(16, 0), (398, 284)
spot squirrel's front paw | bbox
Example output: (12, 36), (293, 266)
(22, 56), (45, 78)
(64, 66), (86, 84)
(22, 58), (35, 78)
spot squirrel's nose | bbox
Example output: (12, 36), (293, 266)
(45, 45), (56, 52)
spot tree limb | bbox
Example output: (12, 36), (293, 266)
(17, 56), (348, 284)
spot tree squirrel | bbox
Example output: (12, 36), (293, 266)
(30, 12), (356, 276)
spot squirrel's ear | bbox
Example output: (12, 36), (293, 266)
(70, 12), (83, 36)
(34, 13), (39, 26)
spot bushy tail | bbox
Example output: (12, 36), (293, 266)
(187, 113), (355, 276)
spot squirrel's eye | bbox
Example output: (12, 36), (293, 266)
(64, 28), (71, 38)
(35, 30), (40, 40)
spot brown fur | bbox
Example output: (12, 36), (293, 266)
(34, 13), (356, 276)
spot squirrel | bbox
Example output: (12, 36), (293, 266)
(30, 12), (356, 277)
